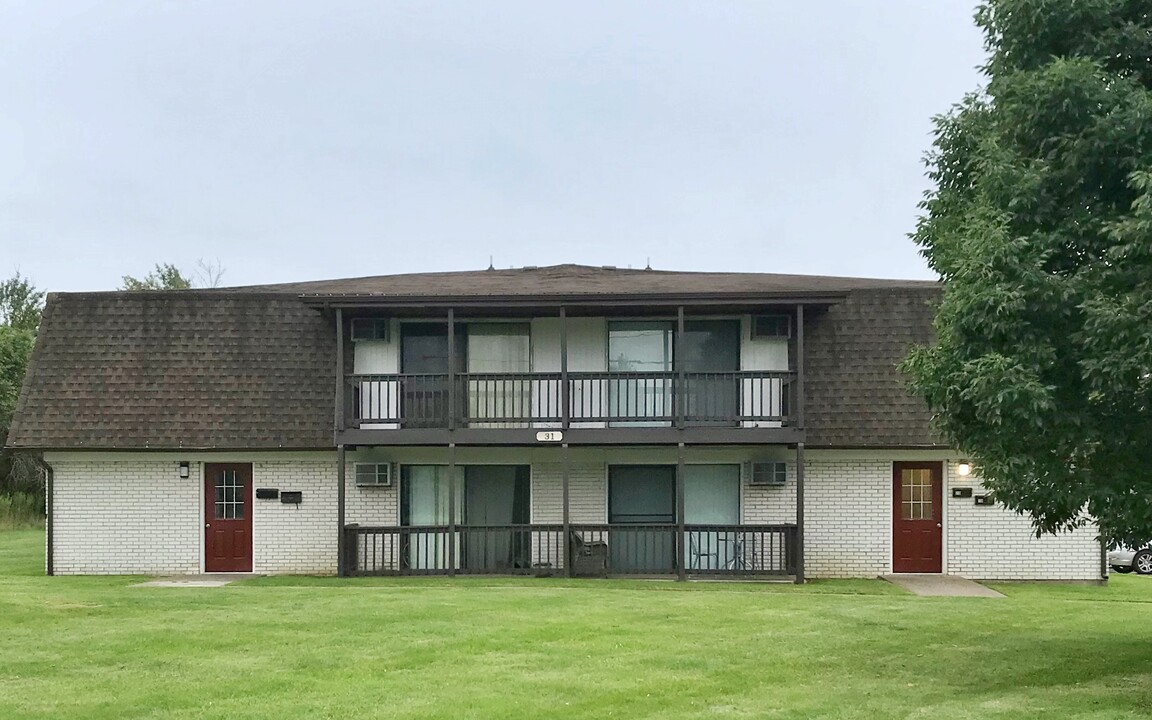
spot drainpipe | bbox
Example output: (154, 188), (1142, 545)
(45, 461), (54, 576)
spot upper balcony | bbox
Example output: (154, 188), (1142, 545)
(334, 310), (807, 446)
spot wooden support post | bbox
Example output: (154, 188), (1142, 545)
(795, 304), (805, 428)
(560, 306), (570, 430)
(562, 442), (571, 578)
(448, 442), (457, 577)
(676, 306), (685, 430)
(337, 443), (347, 577)
(334, 308), (345, 435)
(447, 308), (456, 431)
(677, 441), (686, 582)
(795, 441), (805, 584)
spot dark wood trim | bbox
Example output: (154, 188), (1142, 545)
(337, 444), (347, 577)
(334, 308), (345, 435)
(796, 304), (805, 429)
(337, 426), (805, 447)
(794, 441), (805, 584)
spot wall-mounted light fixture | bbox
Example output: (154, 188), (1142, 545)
(957, 462), (972, 477)
(179, 461), (190, 479)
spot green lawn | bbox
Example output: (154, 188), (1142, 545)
(2, 530), (1151, 719)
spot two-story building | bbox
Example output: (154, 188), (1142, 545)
(6, 265), (1105, 581)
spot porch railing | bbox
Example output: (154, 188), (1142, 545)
(343, 524), (797, 578)
(347, 371), (795, 428)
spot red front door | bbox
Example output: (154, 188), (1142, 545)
(892, 462), (942, 573)
(204, 463), (253, 572)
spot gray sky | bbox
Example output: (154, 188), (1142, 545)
(1, 1), (986, 292)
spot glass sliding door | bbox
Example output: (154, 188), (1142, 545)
(683, 465), (741, 571)
(679, 320), (740, 425)
(608, 322), (673, 425)
(400, 465), (463, 571)
(467, 323), (531, 428)
(400, 323), (466, 428)
(608, 465), (676, 572)
(462, 465), (531, 572)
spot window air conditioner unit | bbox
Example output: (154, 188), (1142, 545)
(745, 461), (787, 486)
(351, 318), (390, 342)
(354, 462), (397, 487)
(751, 314), (791, 340)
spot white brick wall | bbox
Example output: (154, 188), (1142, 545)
(531, 463), (606, 523)
(802, 457), (1102, 580)
(50, 459), (201, 575)
(45, 451), (1102, 580)
(945, 464), (1101, 581)
(47, 452), (363, 576)
(804, 459), (894, 578)
(742, 468), (796, 525)
(251, 459), (338, 575)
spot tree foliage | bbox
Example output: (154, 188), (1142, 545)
(0, 273), (45, 498)
(120, 260), (226, 290)
(120, 263), (194, 291)
(905, 0), (1152, 545)
(0, 272), (45, 331)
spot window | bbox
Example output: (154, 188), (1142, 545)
(355, 463), (394, 487)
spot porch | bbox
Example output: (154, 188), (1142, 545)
(343, 523), (798, 578)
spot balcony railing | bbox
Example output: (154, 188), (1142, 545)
(343, 524), (798, 577)
(347, 371), (795, 428)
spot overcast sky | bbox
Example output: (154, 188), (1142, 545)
(1, 1), (987, 292)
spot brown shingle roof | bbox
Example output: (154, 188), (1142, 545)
(7, 293), (334, 450)
(804, 287), (943, 447)
(6, 266), (944, 450)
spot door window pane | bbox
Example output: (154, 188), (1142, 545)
(214, 469), (244, 520)
(900, 468), (933, 521)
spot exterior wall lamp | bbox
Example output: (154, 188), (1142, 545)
(179, 461), (190, 479)
(956, 462), (972, 477)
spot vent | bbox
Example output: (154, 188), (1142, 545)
(355, 462), (396, 487)
(351, 318), (390, 342)
(745, 461), (787, 486)
(752, 314), (791, 339)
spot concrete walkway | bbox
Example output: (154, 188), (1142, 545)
(134, 573), (262, 588)
(882, 573), (1005, 597)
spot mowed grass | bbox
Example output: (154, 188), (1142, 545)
(2, 531), (1152, 719)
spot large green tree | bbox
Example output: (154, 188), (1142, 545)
(905, 0), (1152, 545)
(0, 273), (45, 495)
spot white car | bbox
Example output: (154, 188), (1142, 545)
(1109, 546), (1152, 575)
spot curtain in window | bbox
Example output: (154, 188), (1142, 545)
(467, 323), (531, 427)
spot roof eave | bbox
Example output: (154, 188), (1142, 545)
(298, 291), (851, 309)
